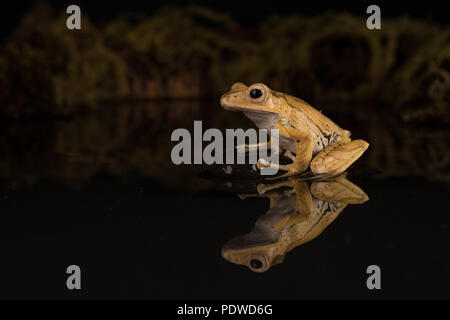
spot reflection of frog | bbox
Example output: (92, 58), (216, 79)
(221, 173), (368, 272)
(220, 83), (369, 177)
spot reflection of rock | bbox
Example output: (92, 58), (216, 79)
(0, 101), (216, 189)
(0, 100), (448, 187)
(51, 101), (213, 189)
(221, 173), (368, 272)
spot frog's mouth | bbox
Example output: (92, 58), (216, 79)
(222, 233), (277, 272)
(223, 106), (280, 129)
(223, 228), (280, 250)
(222, 105), (276, 116)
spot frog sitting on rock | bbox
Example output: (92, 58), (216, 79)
(220, 82), (369, 178)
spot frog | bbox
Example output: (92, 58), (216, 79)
(221, 173), (369, 272)
(220, 82), (369, 178)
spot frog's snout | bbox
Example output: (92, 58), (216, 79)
(220, 92), (238, 110)
(220, 93), (230, 108)
(220, 82), (250, 109)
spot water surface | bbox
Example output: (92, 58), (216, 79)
(0, 101), (448, 299)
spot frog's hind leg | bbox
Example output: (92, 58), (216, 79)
(310, 139), (369, 176)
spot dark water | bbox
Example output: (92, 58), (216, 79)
(0, 101), (449, 299)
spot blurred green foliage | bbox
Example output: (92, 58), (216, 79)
(381, 30), (450, 124)
(0, 4), (129, 116)
(0, 4), (447, 123)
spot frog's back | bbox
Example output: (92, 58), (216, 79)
(281, 93), (344, 136)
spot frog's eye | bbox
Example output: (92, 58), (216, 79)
(248, 84), (268, 103)
(248, 254), (268, 272)
(250, 259), (264, 270)
(250, 89), (263, 99)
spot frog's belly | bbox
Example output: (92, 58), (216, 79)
(279, 137), (324, 156)
(278, 134), (322, 154)
(277, 133), (342, 155)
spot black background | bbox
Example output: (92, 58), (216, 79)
(0, 1), (447, 40)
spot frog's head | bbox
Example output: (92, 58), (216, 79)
(221, 231), (285, 273)
(220, 82), (282, 115)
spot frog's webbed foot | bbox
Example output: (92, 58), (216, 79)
(310, 139), (369, 176)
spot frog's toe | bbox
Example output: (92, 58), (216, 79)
(264, 167), (299, 180)
(257, 158), (272, 169)
(257, 184), (268, 195)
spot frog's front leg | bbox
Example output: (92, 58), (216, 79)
(237, 192), (283, 208)
(234, 137), (276, 155)
(310, 139), (369, 176)
(257, 137), (314, 178)
(235, 140), (270, 152)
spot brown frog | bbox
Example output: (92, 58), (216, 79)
(221, 173), (369, 272)
(220, 82), (369, 177)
